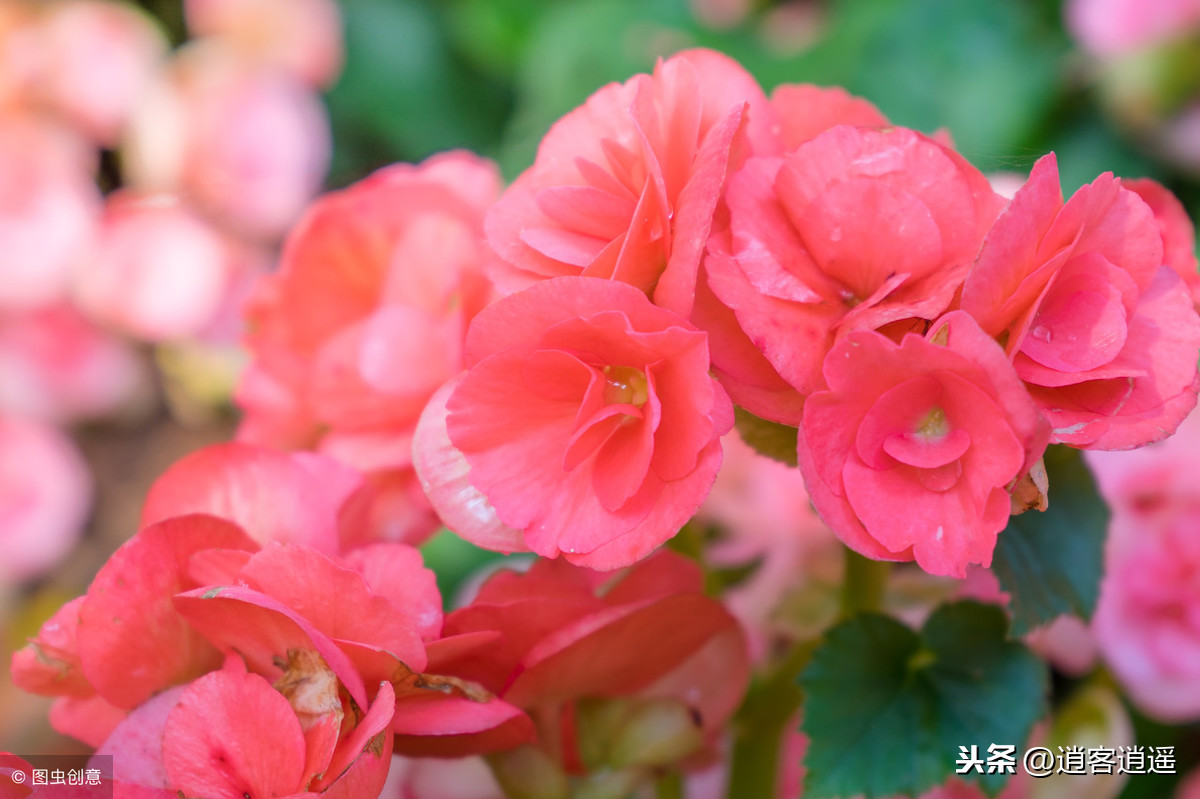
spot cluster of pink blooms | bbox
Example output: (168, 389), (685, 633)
(0, 0), (337, 585)
(11, 47), (1200, 798)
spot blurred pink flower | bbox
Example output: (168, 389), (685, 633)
(0, 114), (99, 310)
(0, 304), (146, 424)
(1087, 409), (1200, 722)
(698, 433), (837, 658)
(31, 0), (167, 145)
(1065, 0), (1200, 56)
(123, 42), (330, 241)
(0, 413), (91, 583)
(72, 192), (235, 341)
(184, 0), (343, 88)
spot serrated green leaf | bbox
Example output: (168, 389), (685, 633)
(733, 407), (798, 467)
(992, 445), (1108, 636)
(800, 601), (1048, 799)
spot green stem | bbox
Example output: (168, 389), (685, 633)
(839, 547), (891, 619)
(726, 639), (817, 799)
(655, 770), (684, 799)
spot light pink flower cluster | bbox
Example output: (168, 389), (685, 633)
(0, 0), (341, 585)
(1087, 410), (1200, 722)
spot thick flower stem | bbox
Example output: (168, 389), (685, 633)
(726, 639), (817, 799)
(840, 547), (891, 619)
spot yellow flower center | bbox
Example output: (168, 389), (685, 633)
(603, 365), (649, 407)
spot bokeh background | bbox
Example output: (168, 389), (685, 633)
(2, 0), (1199, 796)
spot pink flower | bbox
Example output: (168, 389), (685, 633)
(1087, 409), (1200, 722)
(1123, 177), (1200, 310)
(698, 432), (838, 659)
(960, 154), (1200, 450)
(414, 276), (733, 570)
(440, 552), (749, 769)
(122, 42), (330, 240)
(1065, 0), (1200, 56)
(705, 124), (1004, 404)
(485, 48), (777, 316)
(0, 304), (146, 424)
(30, 0), (167, 145)
(72, 192), (235, 341)
(184, 0), (343, 88)
(797, 312), (1049, 577)
(694, 86), (891, 424)
(0, 114), (99, 311)
(237, 152), (501, 546)
(0, 414), (91, 583)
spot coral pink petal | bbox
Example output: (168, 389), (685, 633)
(172, 586), (368, 709)
(163, 670), (306, 799)
(770, 84), (889, 149)
(140, 442), (361, 555)
(341, 544), (443, 641)
(314, 682), (394, 795)
(391, 695), (535, 758)
(237, 543), (427, 671)
(77, 515), (256, 709)
(412, 379), (528, 554)
(503, 594), (740, 707)
(96, 686), (187, 790)
(49, 695), (128, 748)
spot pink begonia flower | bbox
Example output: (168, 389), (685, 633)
(0, 304), (146, 424)
(798, 312), (1049, 578)
(30, 0), (167, 145)
(14, 443), (532, 757)
(0, 114), (99, 310)
(485, 48), (778, 317)
(697, 432), (838, 659)
(1123, 177), (1200, 310)
(237, 152), (501, 546)
(184, 0), (343, 88)
(1087, 409), (1200, 722)
(414, 276), (733, 570)
(960, 153), (1200, 450)
(1065, 0), (1200, 56)
(91, 658), (395, 798)
(705, 124), (1004, 408)
(72, 192), (234, 341)
(695, 86), (889, 424)
(439, 552), (748, 767)
(0, 414), (91, 583)
(123, 42), (329, 241)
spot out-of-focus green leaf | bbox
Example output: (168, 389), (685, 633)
(327, 0), (511, 186)
(420, 528), (516, 608)
(500, 0), (699, 177)
(733, 407), (798, 467)
(992, 445), (1109, 637)
(766, 0), (1068, 171)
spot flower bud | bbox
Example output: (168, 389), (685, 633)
(486, 745), (568, 799)
(607, 698), (704, 769)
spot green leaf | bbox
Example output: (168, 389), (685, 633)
(992, 445), (1109, 636)
(733, 407), (798, 467)
(771, 0), (1066, 171)
(800, 602), (1048, 798)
